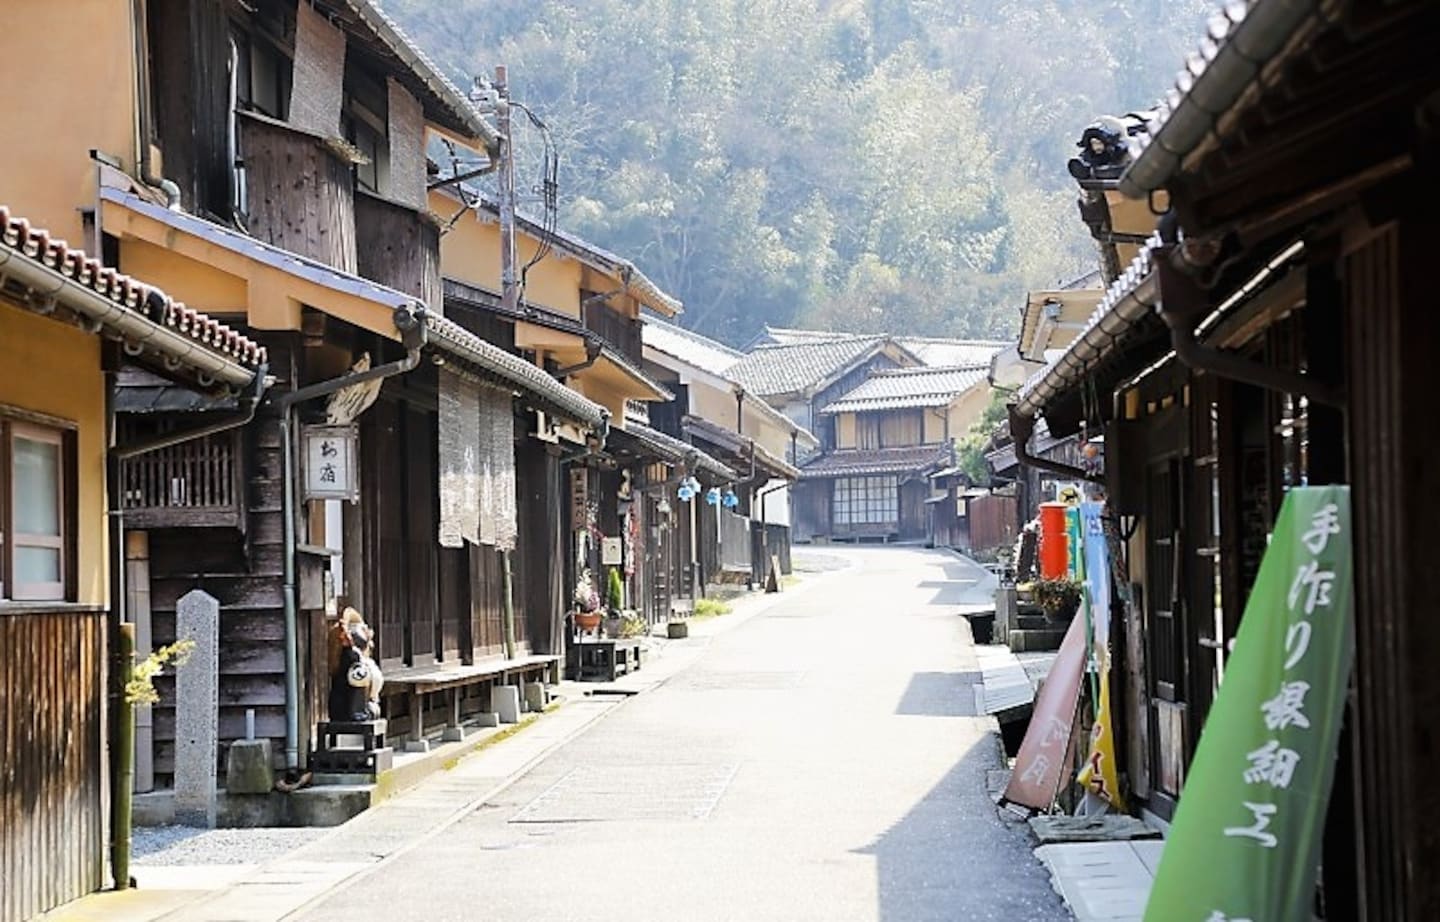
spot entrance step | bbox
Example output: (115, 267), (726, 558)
(1009, 627), (1068, 652)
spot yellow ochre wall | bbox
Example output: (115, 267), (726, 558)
(0, 304), (109, 605)
(0, 0), (138, 243)
(946, 385), (993, 440)
(836, 413), (857, 449)
(430, 190), (583, 317)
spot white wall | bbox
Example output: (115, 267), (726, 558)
(756, 480), (793, 527)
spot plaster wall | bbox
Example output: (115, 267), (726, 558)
(0, 0), (139, 243)
(0, 303), (109, 605)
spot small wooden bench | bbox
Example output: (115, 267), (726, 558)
(383, 654), (560, 746)
(566, 638), (643, 682)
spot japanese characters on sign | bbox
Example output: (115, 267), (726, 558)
(1144, 488), (1353, 922)
(302, 424), (358, 501)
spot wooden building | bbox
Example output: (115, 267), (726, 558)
(0, 207), (266, 919)
(799, 365), (993, 543)
(642, 317), (815, 589)
(1010, 1), (1440, 916)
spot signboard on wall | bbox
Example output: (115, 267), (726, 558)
(601, 537), (623, 566)
(302, 424), (358, 501)
(569, 467), (589, 530)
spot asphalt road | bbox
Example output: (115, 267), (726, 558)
(299, 547), (1071, 922)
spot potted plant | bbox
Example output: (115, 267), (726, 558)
(1032, 577), (1082, 622)
(603, 567), (625, 638)
(573, 568), (601, 634)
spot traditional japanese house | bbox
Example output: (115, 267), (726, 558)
(642, 317), (816, 591)
(0, 207), (267, 919)
(1010, 1), (1440, 915)
(727, 334), (925, 447)
(796, 365), (993, 543)
(433, 189), (683, 649)
(0, 0), (620, 805)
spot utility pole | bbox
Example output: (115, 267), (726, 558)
(494, 64), (519, 660)
(495, 64), (519, 314)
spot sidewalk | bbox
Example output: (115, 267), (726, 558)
(43, 559), (848, 922)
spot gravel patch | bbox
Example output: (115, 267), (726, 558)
(134, 825), (328, 866)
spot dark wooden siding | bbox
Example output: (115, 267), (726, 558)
(898, 478), (928, 540)
(240, 112), (358, 274)
(355, 192), (441, 313)
(790, 479), (831, 543)
(1345, 216), (1440, 919)
(147, 395), (290, 785)
(967, 493), (1019, 552)
(582, 299), (642, 365)
(514, 438), (563, 654)
(1, 607), (106, 922)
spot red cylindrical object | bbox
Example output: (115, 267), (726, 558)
(1038, 502), (1069, 580)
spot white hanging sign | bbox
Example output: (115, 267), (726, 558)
(302, 424), (359, 501)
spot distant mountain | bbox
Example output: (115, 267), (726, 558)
(390, 0), (1210, 345)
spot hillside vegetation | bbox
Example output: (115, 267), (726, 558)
(392, 0), (1210, 344)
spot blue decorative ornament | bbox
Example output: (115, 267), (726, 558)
(685, 476), (701, 493)
(722, 489), (739, 509)
(705, 487), (721, 506)
(677, 484), (695, 502)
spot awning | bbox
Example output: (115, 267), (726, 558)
(798, 444), (951, 480)
(610, 422), (739, 481)
(101, 186), (421, 342)
(426, 315), (607, 429)
(1, 204), (265, 390)
(682, 414), (801, 481)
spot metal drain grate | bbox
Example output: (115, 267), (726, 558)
(674, 670), (807, 691)
(510, 764), (739, 823)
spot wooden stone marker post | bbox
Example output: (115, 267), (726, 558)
(174, 589), (220, 827)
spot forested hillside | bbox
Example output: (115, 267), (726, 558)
(390, 0), (1210, 344)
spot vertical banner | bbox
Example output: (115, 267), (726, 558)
(1144, 487), (1353, 922)
(1076, 502), (1123, 808)
(1002, 612), (1088, 811)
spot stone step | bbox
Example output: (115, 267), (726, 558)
(1009, 627), (1068, 652)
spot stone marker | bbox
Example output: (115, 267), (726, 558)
(174, 589), (220, 827)
(475, 711), (500, 728)
(523, 681), (547, 713)
(226, 739), (274, 794)
(489, 684), (521, 724)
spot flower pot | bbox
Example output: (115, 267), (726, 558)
(603, 615), (623, 639)
(667, 620), (689, 639)
(574, 610), (601, 633)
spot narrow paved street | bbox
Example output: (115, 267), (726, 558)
(299, 548), (1069, 922)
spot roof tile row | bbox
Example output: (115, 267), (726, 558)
(1, 205), (267, 367)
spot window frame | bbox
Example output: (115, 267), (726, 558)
(832, 475), (898, 526)
(1, 412), (76, 603)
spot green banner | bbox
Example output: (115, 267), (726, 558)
(1145, 486), (1354, 922)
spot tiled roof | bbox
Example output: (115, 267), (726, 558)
(1015, 233), (1164, 420)
(615, 421), (739, 481)
(425, 315), (608, 428)
(751, 326), (1005, 369)
(799, 444), (952, 479)
(1, 204), (267, 377)
(1119, 1), (1309, 198)
(894, 338), (1008, 368)
(727, 336), (887, 396)
(820, 365), (989, 415)
(642, 316), (743, 377)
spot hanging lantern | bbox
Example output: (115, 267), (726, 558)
(677, 483), (695, 502)
(722, 488), (739, 509)
(705, 487), (721, 506)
